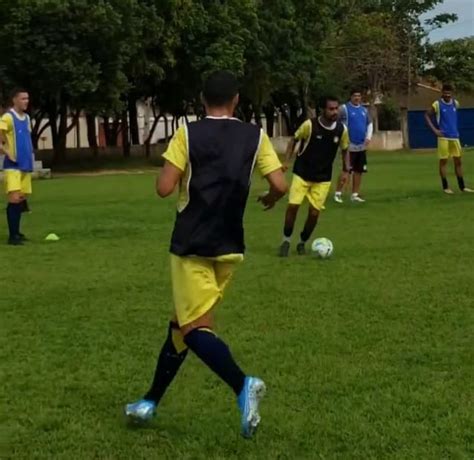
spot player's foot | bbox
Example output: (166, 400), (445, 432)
(18, 233), (28, 242)
(443, 188), (455, 195)
(461, 187), (474, 193)
(7, 236), (24, 246)
(237, 376), (266, 439)
(124, 399), (156, 423)
(278, 241), (290, 257)
(351, 194), (365, 203)
(334, 193), (343, 204)
(296, 242), (306, 255)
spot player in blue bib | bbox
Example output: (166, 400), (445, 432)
(334, 89), (373, 203)
(0, 89), (34, 245)
(425, 84), (473, 194)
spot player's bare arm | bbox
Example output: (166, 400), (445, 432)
(283, 138), (297, 172)
(156, 161), (183, 197)
(424, 107), (442, 137)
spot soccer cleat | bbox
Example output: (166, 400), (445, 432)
(462, 187), (474, 193)
(124, 399), (156, 423)
(351, 194), (365, 203)
(296, 242), (306, 255)
(334, 194), (344, 204)
(7, 236), (24, 246)
(237, 376), (266, 439)
(279, 241), (290, 257)
(18, 233), (28, 242)
(443, 188), (455, 195)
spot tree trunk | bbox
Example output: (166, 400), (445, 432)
(254, 106), (263, 128)
(86, 113), (98, 157)
(51, 98), (67, 164)
(128, 97), (140, 145)
(263, 103), (275, 137)
(144, 113), (161, 158)
(122, 110), (130, 157)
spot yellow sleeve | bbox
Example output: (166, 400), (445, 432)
(162, 126), (188, 172)
(294, 120), (312, 141)
(341, 125), (349, 150)
(256, 131), (282, 177)
(432, 101), (439, 116)
(0, 113), (13, 133)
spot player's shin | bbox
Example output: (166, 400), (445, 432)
(143, 321), (188, 404)
(184, 327), (245, 396)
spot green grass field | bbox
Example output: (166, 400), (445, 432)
(2, 151), (473, 459)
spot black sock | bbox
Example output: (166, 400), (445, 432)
(184, 328), (246, 396)
(300, 214), (319, 243)
(441, 177), (449, 190)
(457, 176), (465, 191)
(143, 322), (188, 404)
(284, 225), (293, 238)
(6, 203), (21, 238)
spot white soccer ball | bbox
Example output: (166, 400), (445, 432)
(311, 237), (334, 259)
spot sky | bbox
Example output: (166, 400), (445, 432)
(422, 0), (474, 42)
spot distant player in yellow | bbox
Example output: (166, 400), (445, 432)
(424, 84), (473, 194)
(125, 71), (288, 438)
(0, 89), (34, 245)
(279, 96), (349, 257)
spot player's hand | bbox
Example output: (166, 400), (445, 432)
(258, 191), (276, 211)
(364, 138), (371, 148)
(434, 129), (443, 137)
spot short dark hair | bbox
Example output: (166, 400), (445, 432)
(442, 83), (454, 92)
(10, 87), (28, 100)
(202, 71), (239, 107)
(319, 95), (339, 110)
(350, 88), (362, 96)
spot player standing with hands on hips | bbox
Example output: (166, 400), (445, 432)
(125, 71), (287, 438)
(424, 84), (473, 194)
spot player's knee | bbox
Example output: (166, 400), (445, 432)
(308, 206), (320, 217)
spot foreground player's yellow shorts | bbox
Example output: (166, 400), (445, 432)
(3, 170), (32, 195)
(438, 138), (462, 160)
(170, 253), (243, 327)
(289, 174), (331, 211)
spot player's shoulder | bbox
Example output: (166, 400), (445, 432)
(0, 111), (13, 121)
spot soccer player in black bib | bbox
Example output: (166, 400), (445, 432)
(279, 96), (349, 257)
(125, 71), (288, 438)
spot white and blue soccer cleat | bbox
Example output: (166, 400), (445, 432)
(237, 376), (266, 438)
(124, 399), (156, 423)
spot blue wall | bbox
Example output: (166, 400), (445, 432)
(408, 108), (474, 149)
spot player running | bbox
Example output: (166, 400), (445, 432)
(279, 96), (349, 257)
(424, 84), (473, 194)
(125, 71), (288, 438)
(334, 88), (373, 203)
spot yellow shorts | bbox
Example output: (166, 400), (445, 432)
(4, 170), (32, 195)
(289, 174), (331, 210)
(170, 253), (243, 327)
(438, 138), (462, 160)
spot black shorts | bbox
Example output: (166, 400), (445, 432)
(343, 151), (368, 173)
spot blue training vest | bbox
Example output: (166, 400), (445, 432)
(437, 99), (459, 139)
(343, 103), (368, 146)
(3, 110), (34, 172)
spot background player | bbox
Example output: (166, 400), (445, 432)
(334, 88), (373, 203)
(279, 96), (349, 257)
(424, 84), (473, 194)
(125, 71), (287, 438)
(0, 89), (34, 245)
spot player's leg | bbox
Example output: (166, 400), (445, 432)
(452, 141), (473, 192)
(179, 258), (263, 438)
(280, 175), (306, 257)
(296, 205), (320, 255)
(351, 152), (366, 202)
(18, 173), (32, 239)
(296, 181), (331, 254)
(437, 139), (453, 193)
(334, 156), (349, 203)
(5, 170), (25, 245)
